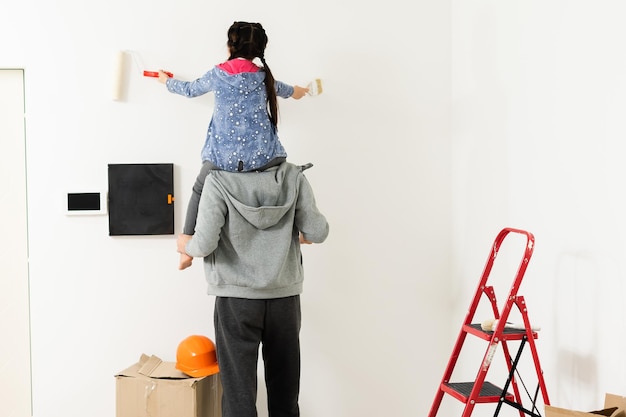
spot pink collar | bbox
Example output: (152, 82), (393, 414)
(217, 58), (260, 74)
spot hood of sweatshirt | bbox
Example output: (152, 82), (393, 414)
(214, 66), (266, 95)
(209, 163), (299, 230)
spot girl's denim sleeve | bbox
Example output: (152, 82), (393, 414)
(166, 69), (216, 98)
(274, 80), (294, 99)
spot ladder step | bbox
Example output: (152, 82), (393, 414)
(442, 381), (514, 404)
(464, 323), (538, 341)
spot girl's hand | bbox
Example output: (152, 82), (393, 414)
(291, 85), (308, 99)
(157, 70), (171, 84)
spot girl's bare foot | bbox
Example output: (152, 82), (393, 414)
(179, 253), (193, 270)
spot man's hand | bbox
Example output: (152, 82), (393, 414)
(299, 233), (312, 245)
(177, 234), (193, 254)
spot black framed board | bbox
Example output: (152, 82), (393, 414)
(108, 163), (174, 236)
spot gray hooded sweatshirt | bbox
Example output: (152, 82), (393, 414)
(185, 162), (329, 299)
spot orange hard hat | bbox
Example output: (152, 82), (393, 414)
(175, 335), (220, 377)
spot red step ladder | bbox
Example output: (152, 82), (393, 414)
(429, 227), (550, 417)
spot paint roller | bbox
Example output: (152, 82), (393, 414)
(111, 50), (174, 101)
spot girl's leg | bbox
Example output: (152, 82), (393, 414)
(183, 161), (217, 235)
(179, 161), (217, 270)
(262, 296), (301, 417)
(214, 297), (264, 417)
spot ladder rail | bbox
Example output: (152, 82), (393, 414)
(461, 228), (534, 333)
(516, 297), (550, 406)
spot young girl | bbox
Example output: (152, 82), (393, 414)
(157, 21), (309, 269)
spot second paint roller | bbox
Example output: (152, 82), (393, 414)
(307, 79), (323, 96)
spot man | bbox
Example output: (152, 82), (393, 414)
(177, 162), (329, 417)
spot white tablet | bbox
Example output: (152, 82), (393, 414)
(66, 191), (108, 215)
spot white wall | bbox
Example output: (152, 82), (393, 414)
(0, 1), (451, 416)
(451, 0), (626, 414)
(6, 1), (626, 416)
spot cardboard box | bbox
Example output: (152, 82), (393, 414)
(115, 354), (222, 417)
(545, 393), (626, 417)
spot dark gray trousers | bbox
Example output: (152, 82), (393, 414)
(214, 296), (301, 417)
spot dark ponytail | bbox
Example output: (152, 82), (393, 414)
(259, 57), (278, 127)
(227, 22), (279, 127)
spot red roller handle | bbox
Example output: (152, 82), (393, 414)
(143, 70), (173, 78)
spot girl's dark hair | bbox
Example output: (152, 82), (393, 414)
(227, 21), (278, 127)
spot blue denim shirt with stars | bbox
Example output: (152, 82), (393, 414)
(166, 66), (295, 172)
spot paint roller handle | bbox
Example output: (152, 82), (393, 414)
(142, 70), (173, 82)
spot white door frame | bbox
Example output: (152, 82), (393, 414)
(0, 68), (32, 417)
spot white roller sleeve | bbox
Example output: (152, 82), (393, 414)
(112, 50), (126, 101)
